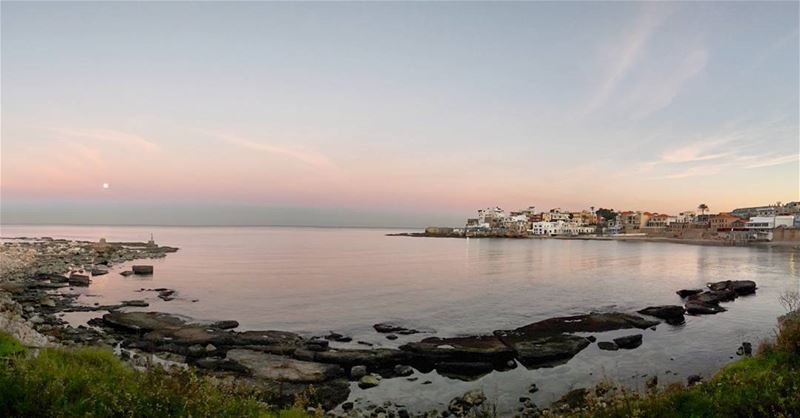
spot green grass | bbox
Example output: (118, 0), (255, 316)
(0, 332), (25, 357)
(0, 338), (311, 418)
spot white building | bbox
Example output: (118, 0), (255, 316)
(745, 216), (795, 230)
(676, 211), (696, 223)
(530, 221), (565, 236)
(478, 207), (506, 224)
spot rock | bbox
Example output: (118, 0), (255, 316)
(304, 348), (410, 369)
(638, 306), (685, 324)
(358, 374), (381, 389)
(728, 280), (757, 295)
(507, 312), (659, 335)
(91, 267), (109, 276)
(157, 289), (176, 301)
(461, 389), (486, 406)
(226, 349), (343, 383)
(374, 323), (420, 335)
(350, 365), (368, 379)
(120, 270), (134, 277)
(687, 374), (703, 386)
(205, 344), (217, 352)
(188, 344), (205, 356)
(685, 300), (727, 315)
(448, 389), (486, 416)
(495, 332), (590, 368)
(676, 289), (704, 298)
(39, 297), (56, 308)
(690, 290), (737, 305)
(597, 341), (619, 351)
(646, 375), (658, 389)
(132, 265), (154, 275)
(342, 402), (354, 411)
(121, 300), (149, 307)
(553, 388), (588, 410)
(305, 339), (330, 352)
(708, 280), (757, 295)
(613, 334), (643, 349)
(435, 361), (494, 380)
(528, 383), (539, 393)
(231, 330), (304, 353)
(386, 334), (398, 340)
(325, 332), (352, 343)
(102, 311), (187, 332)
(586, 335), (597, 342)
(68, 274), (90, 286)
(211, 320), (239, 330)
(48, 274), (69, 283)
(737, 342), (752, 357)
(400, 335), (515, 364)
(394, 364), (414, 376)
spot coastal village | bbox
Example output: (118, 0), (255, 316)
(421, 201), (800, 244)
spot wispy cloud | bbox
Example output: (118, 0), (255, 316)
(583, 3), (673, 115)
(208, 132), (336, 169)
(741, 153), (800, 169)
(637, 119), (799, 179)
(55, 128), (160, 152)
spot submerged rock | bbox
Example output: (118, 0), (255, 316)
(132, 265), (154, 275)
(373, 323), (420, 335)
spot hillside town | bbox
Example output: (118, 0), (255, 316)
(420, 201), (800, 244)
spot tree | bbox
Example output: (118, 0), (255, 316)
(698, 203), (709, 215)
(595, 208), (617, 222)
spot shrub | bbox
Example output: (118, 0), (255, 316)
(0, 332), (24, 357)
(0, 340), (309, 418)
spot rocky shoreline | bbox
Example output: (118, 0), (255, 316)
(0, 236), (761, 417)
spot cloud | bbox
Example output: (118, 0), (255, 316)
(640, 119), (798, 179)
(583, 3), (673, 115)
(742, 154), (800, 169)
(55, 128), (160, 152)
(208, 132), (336, 169)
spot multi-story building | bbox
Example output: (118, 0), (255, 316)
(676, 211), (696, 223)
(745, 216), (795, 230)
(709, 213), (745, 231)
(618, 211), (651, 233)
(731, 205), (778, 218)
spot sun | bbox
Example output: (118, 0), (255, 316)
(102, 183), (109, 189)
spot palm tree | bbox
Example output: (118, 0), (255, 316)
(698, 203), (709, 215)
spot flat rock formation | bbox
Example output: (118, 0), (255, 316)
(638, 305), (686, 324)
(226, 349), (343, 383)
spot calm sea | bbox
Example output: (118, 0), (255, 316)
(2, 225), (798, 413)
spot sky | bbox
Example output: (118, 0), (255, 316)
(1, 1), (798, 227)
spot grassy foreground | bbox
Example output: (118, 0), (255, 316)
(0, 332), (310, 418)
